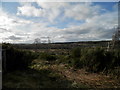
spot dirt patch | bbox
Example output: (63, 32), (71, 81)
(5, 60), (119, 88)
(49, 64), (120, 88)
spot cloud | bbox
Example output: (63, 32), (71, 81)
(16, 2), (102, 22)
(16, 2), (69, 22)
(0, 27), (10, 33)
(7, 35), (22, 40)
(64, 3), (101, 21)
(17, 4), (45, 17)
(1, 2), (118, 43)
(0, 8), (34, 43)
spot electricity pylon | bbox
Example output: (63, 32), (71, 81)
(112, 27), (120, 49)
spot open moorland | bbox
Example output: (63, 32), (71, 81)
(2, 42), (120, 88)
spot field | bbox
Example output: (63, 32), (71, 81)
(2, 42), (120, 88)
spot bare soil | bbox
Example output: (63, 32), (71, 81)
(49, 64), (120, 88)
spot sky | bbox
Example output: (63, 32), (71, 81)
(0, 1), (119, 43)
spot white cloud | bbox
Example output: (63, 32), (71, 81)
(64, 3), (101, 21)
(17, 2), (69, 22)
(0, 8), (34, 43)
(16, 2), (102, 22)
(17, 4), (45, 17)
(1, 2), (118, 43)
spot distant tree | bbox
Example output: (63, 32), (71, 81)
(34, 38), (41, 44)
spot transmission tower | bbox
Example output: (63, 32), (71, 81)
(47, 37), (51, 43)
(112, 27), (120, 48)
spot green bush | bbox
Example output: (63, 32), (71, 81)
(39, 52), (57, 61)
(2, 43), (37, 72)
(71, 47), (81, 58)
(80, 47), (107, 72)
(65, 47), (120, 73)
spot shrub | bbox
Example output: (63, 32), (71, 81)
(70, 47), (120, 73)
(71, 47), (81, 58)
(39, 52), (57, 61)
(81, 47), (106, 72)
(2, 43), (37, 72)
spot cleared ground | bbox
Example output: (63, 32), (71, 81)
(3, 59), (120, 88)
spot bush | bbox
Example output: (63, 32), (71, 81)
(39, 52), (57, 61)
(80, 47), (106, 72)
(66, 47), (120, 73)
(71, 47), (81, 58)
(2, 43), (37, 72)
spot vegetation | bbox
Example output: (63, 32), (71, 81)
(2, 43), (38, 72)
(2, 43), (120, 76)
(58, 47), (120, 78)
(3, 60), (90, 88)
(2, 43), (120, 88)
(39, 52), (57, 61)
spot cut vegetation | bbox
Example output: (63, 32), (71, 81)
(2, 43), (120, 88)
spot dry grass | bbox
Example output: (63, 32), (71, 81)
(3, 59), (120, 88)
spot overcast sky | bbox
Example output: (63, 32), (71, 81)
(0, 1), (118, 43)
